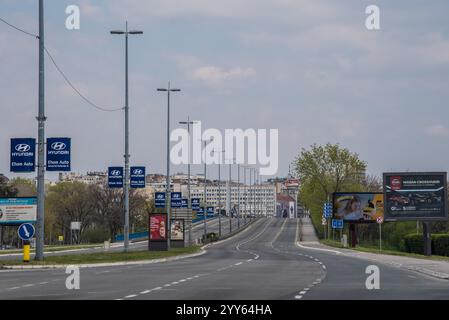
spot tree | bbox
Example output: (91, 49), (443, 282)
(293, 143), (367, 235)
(9, 178), (37, 197)
(0, 175), (17, 197)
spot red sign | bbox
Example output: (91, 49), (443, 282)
(390, 176), (402, 191)
(150, 215), (167, 241)
(376, 216), (384, 224)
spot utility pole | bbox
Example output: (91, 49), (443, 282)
(35, 0), (46, 261)
(157, 82), (181, 250)
(179, 118), (195, 245)
(111, 22), (143, 253)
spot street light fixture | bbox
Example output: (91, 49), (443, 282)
(110, 21), (143, 253)
(157, 82), (181, 250)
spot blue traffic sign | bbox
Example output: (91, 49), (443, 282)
(331, 219), (344, 229)
(18, 223), (35, 241)
(155, 192), (166, 208)
(130, 166), (146, 188)
(46, 137), (71, 172)
(10, 138), (36, 172)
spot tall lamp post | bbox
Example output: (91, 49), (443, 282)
(216, 150), (225, 237)
(110, 22), (143, 253)
(179, 118), (196, 245)
(157, 82), (181, 250)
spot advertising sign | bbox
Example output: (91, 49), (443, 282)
(333, 193), (384, 223)
(171, 192), (182, 208)
(108, 167), (124, 188)
(207, 206), (215, 217)
(384, 172), (448, 221)
(191, 198), (200, 211)
(150, 214), (167, 241)
(0, 197), (37, 225)
(10, 138), (36, 172)
(170, 219), (184, 241)
(155, 192), (166, 208)
(181, 199), (188, 208)
(46, 137), (71, 171)
(130, 166), (146, 188)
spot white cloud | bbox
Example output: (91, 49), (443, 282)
(192, 66), (256, 84)
(424, 124), (449, 137)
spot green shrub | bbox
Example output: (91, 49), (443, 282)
(432, 234), (449, 256)
(403, 234), (424, 254)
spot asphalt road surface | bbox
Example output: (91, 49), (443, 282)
(0, 218), (448, 300)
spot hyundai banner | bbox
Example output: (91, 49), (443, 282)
(171, 192), (182, 208)
(46, 138), (71, 172)
(155, 192), (166, 208)
(130, 166), (145, 188)
(384, 172), (448, 221)
(10, 138), (36, 172)
(191, 198), (200, 211)
(108, 167), (124, 188)
(181, 199), (188, 208)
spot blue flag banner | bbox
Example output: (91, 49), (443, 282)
(108, 167), (124, 188)
(130, 166), (146, 188)
(155, 192), (166, 208)
(10, 138), (36, 172)
(191, 198), (200, 211)
(171, 192), (182, 208)
(46, 137), (71, 172)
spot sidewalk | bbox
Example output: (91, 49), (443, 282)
(298, 217), (449, 280)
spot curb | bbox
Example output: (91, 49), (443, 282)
(0, 248), (207, 270)
(297, 241), (449, 281)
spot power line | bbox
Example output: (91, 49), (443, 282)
(0, 17), (38, 38)
(44, 47), (124, 112)
(0, 16), (123, 113)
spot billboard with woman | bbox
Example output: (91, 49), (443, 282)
(333, 192), (384, 223)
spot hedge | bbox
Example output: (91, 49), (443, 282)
(403, 233), (449, 256)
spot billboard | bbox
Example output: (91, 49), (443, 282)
(384, 172), (448, 221)
(0, 197), (37, 225)
(46, 138), (71, 171)
(108, 167), (124, 188)
(155, 192), (166, 208)
(150, 214), (167, 241)
(333, 192), (384, 223)
(10, 138), (36, 172)
(130, 166), (146, 188)
(170, 219), (184, 241)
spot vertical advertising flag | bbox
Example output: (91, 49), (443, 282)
(181, 199), (188, 208)
(191, 198), (200, 211)
(155, 192), (166, 208)
(46, 138), (71, 171)
(10, 138), (36, 172)
(108, 167), (124, 188)
(171, 192), (182, 208)
(130, 166), (146, 188)
(207, 206), (215, 217)
(150, 214), (167, 241)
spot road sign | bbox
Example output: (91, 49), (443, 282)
(70, 221), (81, 230)
(376, 216), (384, 224)
(10, 138), (36, 172)
(130, 166), (146, 188)
(323, 202), (333, 218)
(108, 167), (124, 188)
(18, 223), (35, 241)
(155, 192), (166, 208)
(46, 137), (71, 171)
(171, 192), (182, 208)
(332, 219), (344, 229)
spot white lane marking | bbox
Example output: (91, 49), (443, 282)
(22, 284), (34, 287)
(235, 262), (243, 266)
(153, 287), (162, 290)
(304, 288), (310, 291)
(247, 259), (253, 262)
(296, 242), (342, 255)
(171, 282), (179, 285)
(125, 294), (137, 298)
(295, 295), (303, 299)
(179, 279), (186, 282)
(7, 287), (20, 290)
(322, 265), (326, 270)
(300, 291), (306, 294)
(39, 282), (49, 285)
(140, 290), (151, 294)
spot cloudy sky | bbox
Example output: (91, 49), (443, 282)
(1, 0), (449, 181)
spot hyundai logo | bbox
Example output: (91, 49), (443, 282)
(157, 194), (164, 199)
(15, 144), (31, 152)
(110, 170), (121, 176)
(51, 142), (66, 151)
(133, 169), (143, 175)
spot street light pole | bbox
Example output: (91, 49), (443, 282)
(203, 140), (208, 241)
(179, 118), (196, 246)
(237, 164), (240, 229)
(157, 82), (181, 250)
(111, 22), (143, 253)
(35, 0), (46, 261)
(217, 150), (225, 237)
